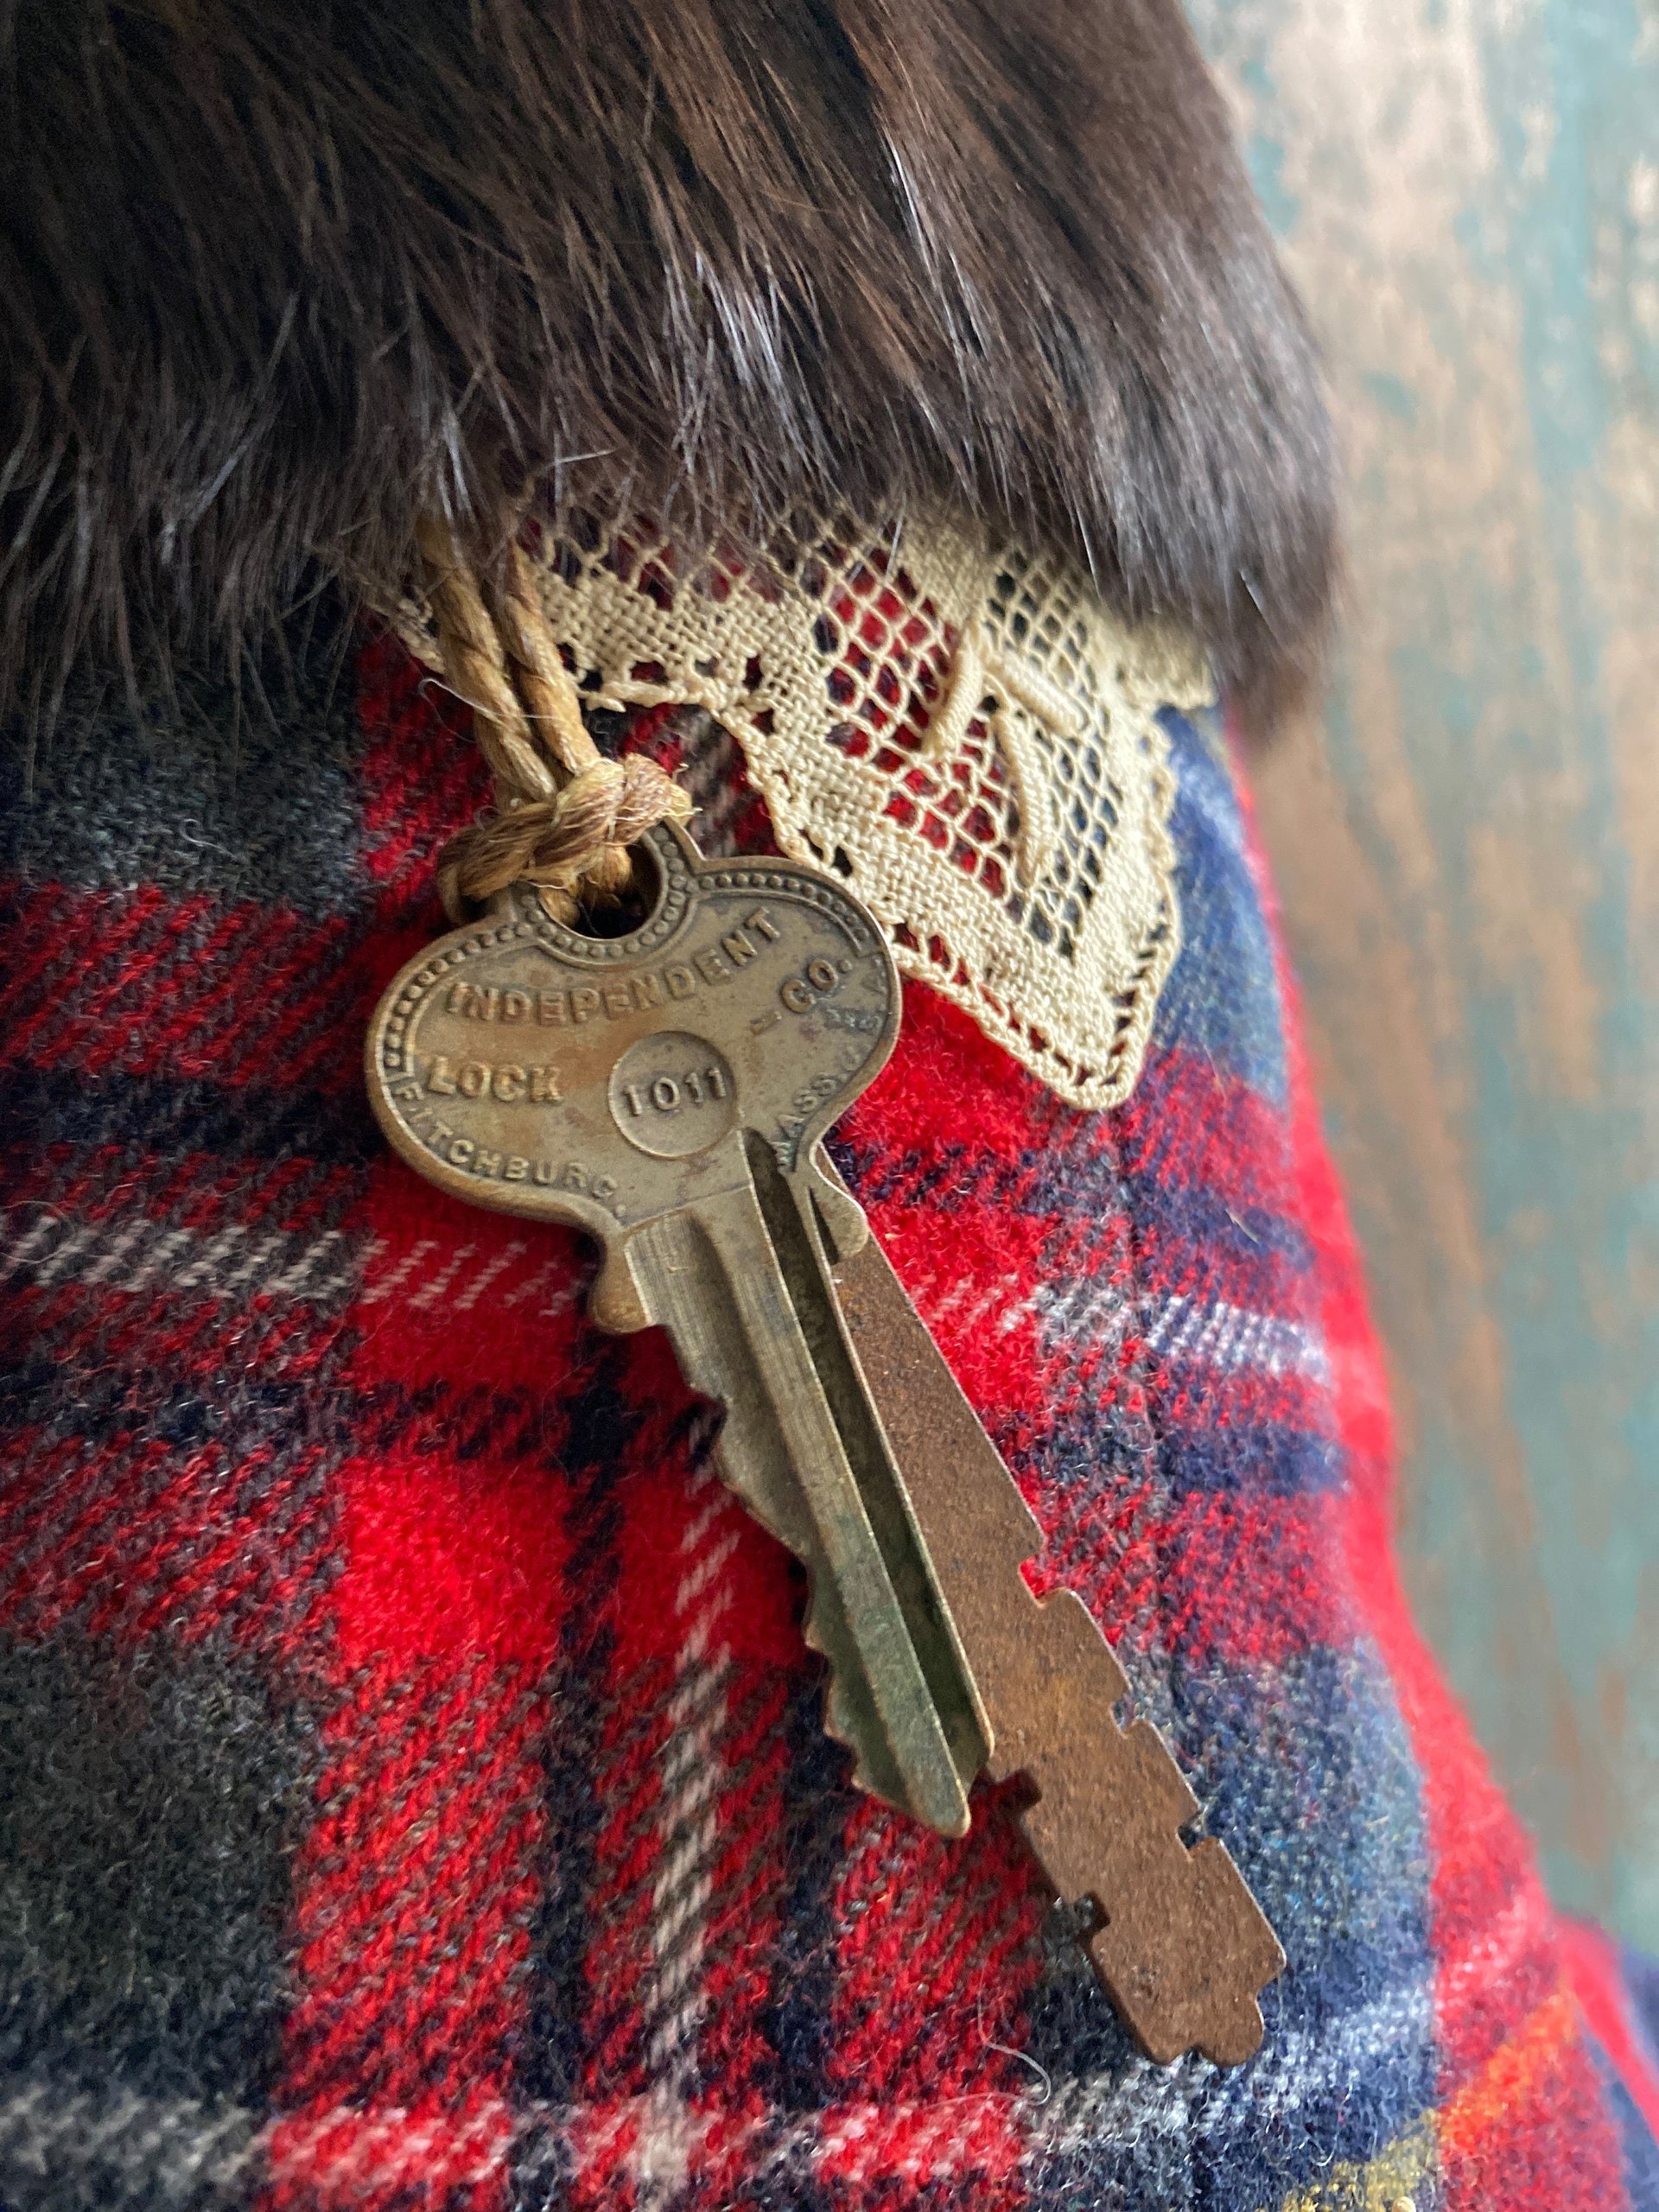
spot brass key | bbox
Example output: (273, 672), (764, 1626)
(366, 821), (988, 1835)
(365, 820), (1282, 2062)
(814, 1149), (1286, 2067)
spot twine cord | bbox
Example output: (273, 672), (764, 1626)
(414, 514), (690, 921)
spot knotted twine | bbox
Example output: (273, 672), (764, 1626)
(414, 515), (691, 922)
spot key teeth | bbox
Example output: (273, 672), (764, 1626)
(799, 1577), (889, 1808)
(801, 1569), (972, 1835)
(803, 1598), (858, 1764)
(820, 1675), (881, 1802)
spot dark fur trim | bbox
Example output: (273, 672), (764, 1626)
(1, 0), (1337, 722)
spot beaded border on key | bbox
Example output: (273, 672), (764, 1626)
(377, 823), (890, 1101)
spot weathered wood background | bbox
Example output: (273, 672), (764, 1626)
(1184, 0), (1659, 1944)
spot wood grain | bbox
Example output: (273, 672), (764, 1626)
(1186, 0), (1659, 1943)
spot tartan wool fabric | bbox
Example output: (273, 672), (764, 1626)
(5, 600), (1659, 2212)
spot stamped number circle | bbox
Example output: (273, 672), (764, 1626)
(608, 1032), (739, 1158)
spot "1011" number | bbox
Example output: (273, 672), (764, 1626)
(620, 1065), (729, 1118)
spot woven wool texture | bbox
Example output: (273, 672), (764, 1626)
(397, 514), (1199, 1110)
(3, 599), (1659, 2211)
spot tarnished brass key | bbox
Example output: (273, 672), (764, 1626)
(365, 820), (1282, 2063)
(366, 821), (988, 1835)
(813, 1150), (1285, 2067)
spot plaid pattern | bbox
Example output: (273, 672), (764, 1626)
(3, 606), (1659, 2211)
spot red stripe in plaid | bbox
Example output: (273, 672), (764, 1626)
(1563, 1920), (1659, 2144)
(7, 1274), (347, 1414)
(6, 1109), (362, 1216)
(0, 1306), (343, 1654)
(1116, 1042), (1302, 1218)
(1440, 1986), (1628, 2210)
(278, 1658), (549, 2111)
(265, 2101), (516, 2210)
(1, 884), (376, 1091)
(1114, 1491), (1357, 1669)
(839, 996), (1357, 1678)
(1143, 1359), (1333, 1452)
(821, 1789), (1044, 2139)
(0, 883), (194, 1063)
(610, 1440), (799, 1676)
(811, 2092), (1032, 2202)
(842, 1027), (1324, 1457)
(262, 1131), (565, 2203)
(343, 1172), (639, 1402)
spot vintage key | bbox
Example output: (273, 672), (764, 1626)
(365, 819), (1282, 2063)
(813, 1149), (1286, 2068)
(366, 819), (989, 1837)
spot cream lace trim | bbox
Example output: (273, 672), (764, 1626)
(400, 512), (1212, 1112)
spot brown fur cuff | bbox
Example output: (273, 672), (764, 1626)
(1, 0), (1337, 721)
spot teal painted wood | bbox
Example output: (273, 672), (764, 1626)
(1186, 0), (1659, 1943)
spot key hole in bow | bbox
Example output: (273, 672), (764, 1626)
(564, 828), (666, 940)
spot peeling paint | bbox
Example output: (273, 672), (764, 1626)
(1187, 0), (1659, 1943)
